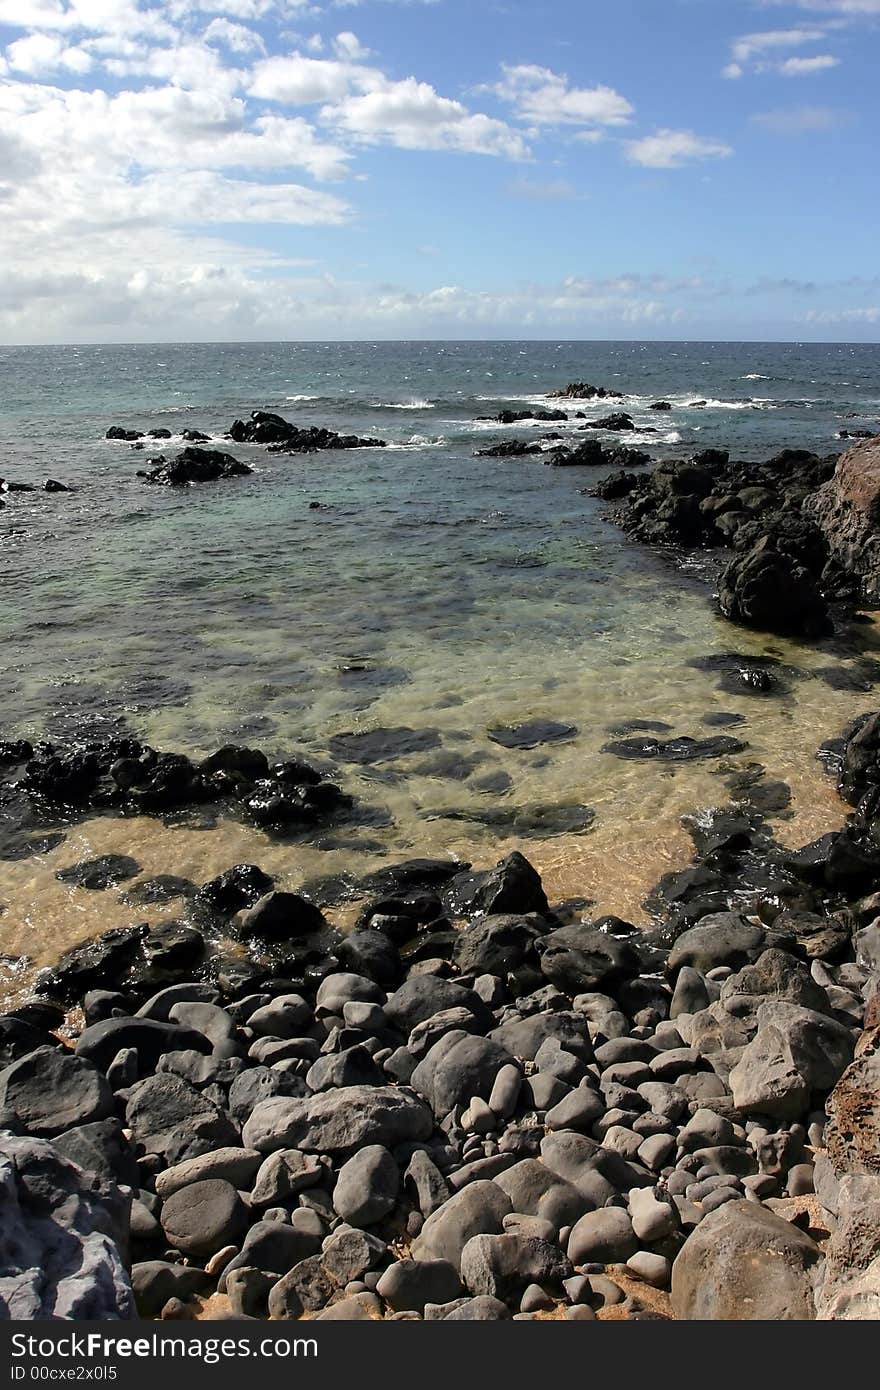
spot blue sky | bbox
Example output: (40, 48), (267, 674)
(0, 0), (877, 342)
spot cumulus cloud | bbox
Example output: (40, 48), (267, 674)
(203, 18), (266, 54)
(490, 64), (634, 128)
(625, 129), (733, 169)
(326, 78), (529, 158)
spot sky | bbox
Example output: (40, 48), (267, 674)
(0, 0), (878, 343)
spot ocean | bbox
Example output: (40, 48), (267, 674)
(2, 338), (880, 990)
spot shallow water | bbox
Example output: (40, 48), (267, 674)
(2, 340), (880, 995)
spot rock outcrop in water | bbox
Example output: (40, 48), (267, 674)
(591, 446), (847, 638)
(3, 736), (352, 831)
(138, 448), (252, 487)
(228, 411), (386, 452)
(1, 715), (878, 1321)
(547, 382), (624, 401)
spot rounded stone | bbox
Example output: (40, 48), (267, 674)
(160, 1178), (249, 1257)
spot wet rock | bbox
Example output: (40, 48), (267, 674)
(487, 720), (577, 750)
(195, 864), (274, 917)
(537, 924), (641, 994)
(328, 727), (441, 764)
(140, 447), (252, 486)
(444, 852), (549, 919)
(719, 539), (831, 638)
(602, 735), (746, 762)
(233, 891), (325, 943)
(56, 855), (140, 891)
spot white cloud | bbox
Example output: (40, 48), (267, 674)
(326, 78), (530, 157)
(778, 53), (840, 73)
(732, 28), (826, 62)
(250, 53), (373, 103)
(625, 128), (733, 169)
(333, 31), (371, 60)
(490, 63), (633, 128)
(203, 17), (265, 53)
(6, 32), (93, 73)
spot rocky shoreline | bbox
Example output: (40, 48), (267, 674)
(1, 705), (879, 1321)
(2, 417), (880, 1323)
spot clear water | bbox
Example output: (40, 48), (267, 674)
(1, 340), (879, 985)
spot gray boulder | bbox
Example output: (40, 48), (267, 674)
(124, 1073), (239, 1164)
(376, 1258), (463, 1312)
(332, 1145), (399, 1226)
(241, 1085), (432, 1155)
(671, 1200), (821, 1319)
(411, 1031), (513, 1117)
(667, 914), (765, 975)
(729, 1002), (855, 1119)
(460, 1233), (572, 1303)
(0, 1133), (133, 1319)
(0, 1047), (113, 1137)
(160, 1178), (249, 1257)
(412, 1181), (512, 1269)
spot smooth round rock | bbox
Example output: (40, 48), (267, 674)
(160, 1178), (249, 1258)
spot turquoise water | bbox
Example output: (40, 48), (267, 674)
(1, 340), (880, 976)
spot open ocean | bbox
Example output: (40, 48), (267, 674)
(2, 339), (880, 986)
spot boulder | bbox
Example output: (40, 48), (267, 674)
(443, 853), (549, 918)
(667, 914), (765, 976)
(241, 1085), (432, 1155)
(140, 447), (252, 486)
(460, 1233), (572, 1303)
(332, 1145), (399, 1226)
(729, 1002), (855, 1119)
(124, 1073), (239, 1164)
(536, 924), (640, 994)
(412, 1182), (512, 1269)
(566, 1208), (638, 1265)
(718, 538), (831, 638)
(825, 1033), (880, 1177)
(452, 913), (545, 977)
(805, 436), (880, 603)
(160, 1178), (249, 1257)
(670, 1200), (821, 1319)
(0, 1134), (133, 1319)
(0, 1047), (114, 1137)
(376, 1259), (463, 1312)
(411, 1032), (513, 1117)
